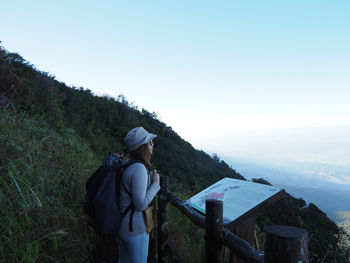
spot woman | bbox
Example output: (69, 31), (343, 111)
(118, 127), (161, 263)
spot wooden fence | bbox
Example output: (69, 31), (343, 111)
(152, 176), (309, 263)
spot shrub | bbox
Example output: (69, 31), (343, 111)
(0, 109), (99, 262)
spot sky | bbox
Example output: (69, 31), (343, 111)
(1, 0), (350, 164)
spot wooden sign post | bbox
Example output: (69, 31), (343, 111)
(188, 178), (286, 263)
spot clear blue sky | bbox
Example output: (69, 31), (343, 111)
(1, 0), (350, 146)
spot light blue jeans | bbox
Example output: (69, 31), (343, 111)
(118, 232), (149, 263)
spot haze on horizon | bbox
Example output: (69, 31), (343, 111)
(188, 124), (350, 184)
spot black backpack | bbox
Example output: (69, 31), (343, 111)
(84, 160), (141, 236)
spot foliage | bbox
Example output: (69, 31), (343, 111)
(251, 178), (272, 186)
(335, 212), (350, 261)
(336, 211), (350, 236)
(0, 108), (99, 262)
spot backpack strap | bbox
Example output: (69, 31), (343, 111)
(129, 208), (135, 232)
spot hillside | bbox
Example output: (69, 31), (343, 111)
(1, 45), (349, 262)
(0, 108), (99, 262)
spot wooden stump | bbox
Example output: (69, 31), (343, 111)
(265, 225), (309, 263)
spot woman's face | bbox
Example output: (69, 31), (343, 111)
(148, 140), (154, 154)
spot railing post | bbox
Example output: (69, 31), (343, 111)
(205, 199), (223, 263)
(157, 176), (169, 263)
(265, 225), (309, 263)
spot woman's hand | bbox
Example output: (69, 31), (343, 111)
(151, 169), (160, 185)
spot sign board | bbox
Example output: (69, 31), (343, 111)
(188, 178), (285, 226)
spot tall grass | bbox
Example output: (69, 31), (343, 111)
(0, 109), (100, 262)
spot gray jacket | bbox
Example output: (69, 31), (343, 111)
(118, 162), (160, 237)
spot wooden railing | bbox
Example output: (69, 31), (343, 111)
(154, 176), (309, 263)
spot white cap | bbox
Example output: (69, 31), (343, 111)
(124, 127), (157, 152)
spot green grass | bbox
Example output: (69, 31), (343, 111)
(0, 109), (100, 262)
